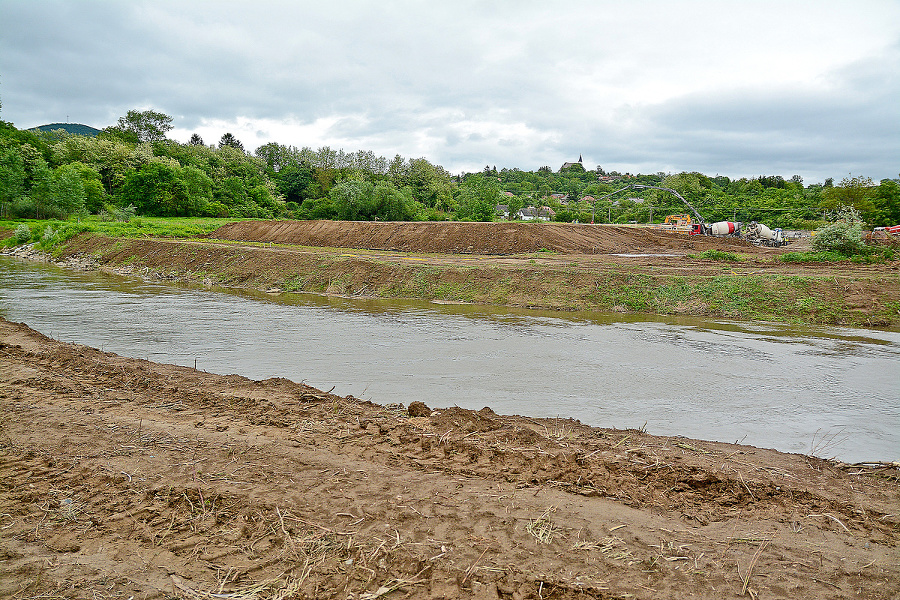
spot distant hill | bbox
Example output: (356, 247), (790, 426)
(30, 123), (101, 137)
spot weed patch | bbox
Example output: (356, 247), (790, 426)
(780, 250), (847, 263)
(692, 249), (742, 262)
(1, 216), (241, 250)
(781, 246), (895, 264)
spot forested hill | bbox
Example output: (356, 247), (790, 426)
(30, 123), (101, 137)
(1, 109), (898, 227)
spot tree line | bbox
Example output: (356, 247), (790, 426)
(1, 109), (897, 228)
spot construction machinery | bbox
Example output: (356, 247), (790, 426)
(698, 220), (742, 237)
(593, 184), (742, 237)
(744, 221), (786, 246)
(866, 225), (900, 244)
(663, 214), (693, 226)
(651, 214), (694, 233)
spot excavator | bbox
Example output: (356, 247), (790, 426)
(654, 214), (694, 233)
(663, 214), (693, 226)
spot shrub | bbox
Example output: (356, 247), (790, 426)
(99, 203), (137, 223)
(780, 246), (895, 264)
(202, 201), (230, 217)
(14, 222), (33, 243)
(812, 207), (867, 255)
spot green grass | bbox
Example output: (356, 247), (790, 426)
(587, 272), (857, 322)
(780, 247), (895, 263)
(691, 249), (743, 262)
(433, 281), (476, 302)
(1, 216), (243, 251)
(779, 250), (848, 263)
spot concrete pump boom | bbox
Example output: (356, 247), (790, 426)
(591, 183), (706, 226)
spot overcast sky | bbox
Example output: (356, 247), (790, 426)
(1, 0), (898, 183)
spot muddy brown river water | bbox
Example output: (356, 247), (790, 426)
(2, 255), (897, 463)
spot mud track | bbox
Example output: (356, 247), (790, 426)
(1, 319), (897, 599)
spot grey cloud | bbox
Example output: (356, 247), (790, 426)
(620, 46), (900, 181)
(2, 1), (897, 182)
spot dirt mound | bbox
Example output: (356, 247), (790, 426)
(48, 232), (900, 326)
(2, 318), (897, 599)
(210, 220), (760, 255)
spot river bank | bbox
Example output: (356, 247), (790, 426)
(1, 317), (897, 599)
(6, 220), (900, 327)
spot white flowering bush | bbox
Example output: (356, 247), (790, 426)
(812, 207), (867, 255)
(14, 223), (33, 244)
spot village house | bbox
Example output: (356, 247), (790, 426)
(518, 206), (555, 221)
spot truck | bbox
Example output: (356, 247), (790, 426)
(867, 224), (900, 244)
(691, 220), (742, 237)
(744, 221), (786, 247)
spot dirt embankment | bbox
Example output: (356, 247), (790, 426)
(1, 318), (897, 599)
(42, 220), (900, 327)
(209, 220), (766, 255)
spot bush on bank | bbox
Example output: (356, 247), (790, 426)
(812, 207), (867, 255)
(0, 217), (238, 252)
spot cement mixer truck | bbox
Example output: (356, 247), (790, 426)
(744, 221), (786, 247)
(690, 220), (742, 237)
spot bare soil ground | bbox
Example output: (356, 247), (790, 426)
(205, 220), (899, 297)
(200, 220), (896, 279)
(208, 221), (768, 255)
(1, 319), (897, 600)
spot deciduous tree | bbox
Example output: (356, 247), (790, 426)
(330, 179), (375, 221)
(873, 178), (900, 226)
(821, 175), (876, 223)
(255, 142), (297, 173)
(49, 164), (86, 216)
(119, 162), (190, 216)
(68, 162), (103, 213)
(113, 109), (174, 143)
(456, 174), (500, 221)
(0, 146), (26, 216)
(275, 165), (316, 204)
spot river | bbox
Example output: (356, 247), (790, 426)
(2, 255), (897, 463)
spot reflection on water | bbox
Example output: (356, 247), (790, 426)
(1, 255), (898, 463)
